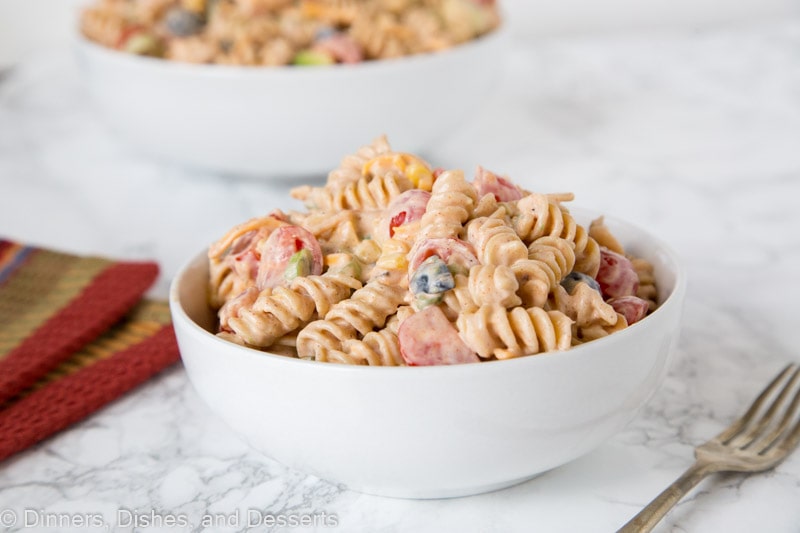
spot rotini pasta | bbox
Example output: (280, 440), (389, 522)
(471, 194), (517, 220)
(296, 280), (406, 361)
(441, 264), (520, 319)
(326, 134), (391, 189)
(291, 210), (363, 254)
(589, 216), (624, 255)
(574, 313), (628, 345)
(466, 215), (528, 267)
(548, 283), (619, 331)
(291, 171), (412, 212)
(418, 170), (477, 240)
(440, 274), (476, 318)
(512, 236), (577, 308)
(588, 217), (658, 312)
(630, 257), (658, 312)
(363, 152), (434, 191)
(207, 214), (287, 307)
(456, 305), (573, 360)
(222, 270), (362, 347)
(514, 193), (601, 277)
(80, 1), (130, 48)
(207, 138), (660, 365)
(340, 305), (414, 366)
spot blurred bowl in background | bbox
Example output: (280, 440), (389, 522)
(502, 0), (799, 38)
(76, 27), (508, 178)
(0, 0), (84, 70)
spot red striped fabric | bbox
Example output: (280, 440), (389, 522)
(0, 261), (160, 404)
(0, 239), (181, 462)
(0, 325), (179, 462)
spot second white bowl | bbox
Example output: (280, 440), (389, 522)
(76, 27), (508, 178)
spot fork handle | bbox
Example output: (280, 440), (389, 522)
(617, 461), (717, 533)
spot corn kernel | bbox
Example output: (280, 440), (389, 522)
(324, 252), (352, 269)
(301, 1), (325, 17)
(376, 251), (407, 270)
(363, 153), (406, 177)
(181, 0), (206, 14)
(406, 163), (433, 191)
(354, 239), (382, 264)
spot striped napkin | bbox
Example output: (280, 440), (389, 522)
(0, 239), (180, 462)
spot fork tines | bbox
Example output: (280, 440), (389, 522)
(717, 363), (800, 455)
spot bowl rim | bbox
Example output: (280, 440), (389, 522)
(169, 208), (687, 375)
(75, 22), (509, 78)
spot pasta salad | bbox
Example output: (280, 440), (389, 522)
(208, 137), (659, 366)
(80, 0), (500, 65)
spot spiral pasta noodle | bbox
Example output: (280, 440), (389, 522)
(548, 283), (618, 331)
(208, 257), (251, 310)
(441, 274), (476, 318)
(441, 264), (520, 319)
(467, 264), (521, 309)
(207, 214), (287, 308)
(512, 236), (576, 308)
(340, 305), (414, 366)
(296, 280), (406, 361)
(327, 135), (392, 189)
(466, 216), (528, 267)
(574, 313), (628, 345)
(456, 305), (573, 360)
(471, 193), (518, 221)
(349, 9), (412, 59)
(419, 170), (477, 239)
(589, 216), (624, 255)
(295, 318), (356, 363)
(301, 0), (361, 25)
(341, 327), (402, 365)
(362, 152), (434, 191)
(292, 209), (366, 255)
(81, 4), (128, 48)
(588, 216), (657, 311)
(325, 280), (406, 335)
(514, 194), (600, 277)
(224, 271), (362, 347)
(630, 257), (658, 312)
(292, 171), (412, 212)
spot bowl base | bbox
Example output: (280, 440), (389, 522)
(339, 472), (544, 500)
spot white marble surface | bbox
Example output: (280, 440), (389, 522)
(2, 17), (800, 533)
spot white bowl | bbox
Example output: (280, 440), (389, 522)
(169, 210), (686, 498)
(76, 28), (508, 178)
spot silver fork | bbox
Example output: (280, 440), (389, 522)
(618, 363), (800, 533)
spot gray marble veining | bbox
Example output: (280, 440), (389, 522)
(1, 18), (799, 533)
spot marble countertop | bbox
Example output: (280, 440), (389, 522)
(2, 17), (800, 533)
